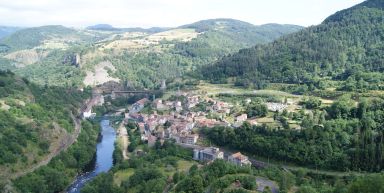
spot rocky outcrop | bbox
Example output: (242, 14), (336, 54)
(62, 53), (81, 67)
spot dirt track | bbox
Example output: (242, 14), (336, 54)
(117, 119), (129, 160)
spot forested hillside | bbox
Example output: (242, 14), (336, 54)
(181, 19), (303, 48)
(87, 19), (302, 88)
(0, 25), (96, 51)
(202, 0), (384, 91)
(0, 71), (91, 190)
(0, 20), (302, 88)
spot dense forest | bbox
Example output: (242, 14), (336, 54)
(203, 95), (384, 172)
(201, 0), (384, 91)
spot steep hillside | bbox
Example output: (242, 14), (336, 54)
(0, 71), (90, 188)
(202, 0), (384, 90)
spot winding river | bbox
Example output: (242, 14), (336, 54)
(67, 119), (116, 193)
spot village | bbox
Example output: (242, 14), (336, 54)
(101, 89), (296, 167)
(78, 79), (310, 170)
(79, 86), (301, 168)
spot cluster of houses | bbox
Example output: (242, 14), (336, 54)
(193, 147), (252, 167)
(126, 95), (253, 167)
(127, 111), (199, 146)
(127, 94), (232, 147)
(123, 93), (298, 168)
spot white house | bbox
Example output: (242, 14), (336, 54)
(236, 114), (248, 122)
(228, 152), (252, 166)
(193, 147), (224, 161)
(82, 106), (96, 119)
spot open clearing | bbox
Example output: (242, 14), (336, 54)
(147, 28), (199, 42)
(113, 160), (195, 186)
(196, 82), (300, 98)
(114, 168), (135, 186)
(102, 28), (198, 51)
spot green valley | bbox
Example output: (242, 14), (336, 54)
(1, 0), (384, 193)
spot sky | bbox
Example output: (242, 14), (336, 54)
(0, 0), (365, 28)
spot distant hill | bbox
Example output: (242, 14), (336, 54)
(0, 25), (95, 51)
(201, 0), (384, 90)
(86, 24), (118, 31)
(181, 18), (303, 45)
(0, 26), (21, 39)
(0, 19), (303, 88)
(121, 27), (170, 34)
(87, 24), (169, 33)
(175, 19), (303, 59)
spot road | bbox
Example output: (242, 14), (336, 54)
(117, 119), (130, 160)
(256, 177), (279, 193)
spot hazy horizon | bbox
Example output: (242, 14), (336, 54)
(0, 0), (365, 28)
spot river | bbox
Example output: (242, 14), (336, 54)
(67, 119), (116, 193)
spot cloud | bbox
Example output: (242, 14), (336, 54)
(0, 0), (365, 28)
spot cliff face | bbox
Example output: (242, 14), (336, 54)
(62, 53), (81, 67)
(76, 53), (81, 68)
